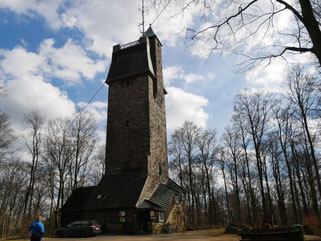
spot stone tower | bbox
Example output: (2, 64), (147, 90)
(61, 28), (185, 233)
(105, 27), (168, 194)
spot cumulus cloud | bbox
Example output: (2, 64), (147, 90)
(0, 0), (64, 29)
(244, 52), (314, 94)
(163, 65), (211, 132)
(38, 39), (106, 85)
(0, 46), (75, 123)
(0, 0), (201, 56)
(0, 37), (107, 125)
(166, 86), (209, 132)
(163, 65), (213, 86)
(77, 101), (107, 124)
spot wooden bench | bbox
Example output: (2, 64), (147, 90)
(239, 226), (304, 241)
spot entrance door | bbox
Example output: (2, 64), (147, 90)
(137, 210), (149, 233)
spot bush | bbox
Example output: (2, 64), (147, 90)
(302, 215), (319, 235)
(225, 225), (241, 234)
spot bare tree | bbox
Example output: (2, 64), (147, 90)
(222, 125), (242, 223)
(43, 117), (74, 229)
(169, 133), (185, 187)
(22, 110), (44, 219)
(234, 92), (275, 217)
(285, 65), (321, 205)
(217, 147), (232, 225)
(68, 112), (97, 191)
(171, 121), (201, 226)
(0, 112), (15, 160)
(150, 0), (321, 68)
(196, 129), (218, 225)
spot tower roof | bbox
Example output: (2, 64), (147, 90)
(145, 26), (156, 37)
(106, 36), (155, 83)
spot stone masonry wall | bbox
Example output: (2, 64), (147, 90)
(136, 36), (168, 204)
(106, 75), (150, 175)
(106, 34), (168, 205)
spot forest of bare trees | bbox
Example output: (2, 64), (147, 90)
(168, 65), (321, 232)
(0, 111), (105, 238)
(0, 65), (319, 237)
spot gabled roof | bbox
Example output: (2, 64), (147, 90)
(62, 171), (147, 213)
(61, 186), (95, 212)
(86, 171), (147, 210)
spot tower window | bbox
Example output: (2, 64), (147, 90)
(159, 165), (162, 175)
(96, 194), (107, 200)
(126, 120), (129, 127)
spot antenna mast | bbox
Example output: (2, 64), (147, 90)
(141, 0), (145, 35)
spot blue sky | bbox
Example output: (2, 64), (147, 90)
(0, 0), (312, 140)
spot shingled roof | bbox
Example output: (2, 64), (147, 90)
(106, 36), (155, 83)
(138, 178), (184, 211)
(61, 186), (95, 212)
(62, 171), (147, 212)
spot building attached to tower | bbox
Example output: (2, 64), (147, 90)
(61, 27), (185, 234)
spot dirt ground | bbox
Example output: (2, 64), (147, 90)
(6, 229), (321, 241)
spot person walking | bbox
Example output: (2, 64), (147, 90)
(29, 216), (45, 241)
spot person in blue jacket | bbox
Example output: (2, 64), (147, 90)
(29, 216), (45, 241)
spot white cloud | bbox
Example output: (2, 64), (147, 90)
(0, 46), (45, 79)
(62, 1), (142, 57)
(166, 86), (209, 132)
(184, 73), (205, 84)
(163, 65), (184, 87)
(77, 101), (107, 124)
(0, 44), (82, 124)
(163, 65), (211, 86)
(38, 39), (106, 85)
(245, 52), (314, 94)
(0, 0), (201, 56)
(0, 0), (64, 29)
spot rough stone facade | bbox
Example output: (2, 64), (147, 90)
(106, 35), (168, 202)
(61, 28), (185, 235)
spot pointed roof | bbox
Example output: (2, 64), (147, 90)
(145, 26), (156, 37)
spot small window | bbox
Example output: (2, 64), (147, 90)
(159, 212), (164, 222)
(159, 165), (162, 175)
(175, 195), (179, 204)
(150, 211), (155, 220)
(96, 194), (107, 199)
(126, 79), (130, 86)
(119, 211), (126, 223)
(126, 120), (129, 127)
(121, 80), (124, 88)
(158, 125), (160, 131)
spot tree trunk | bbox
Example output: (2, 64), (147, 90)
(298, 0), (321, 66)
